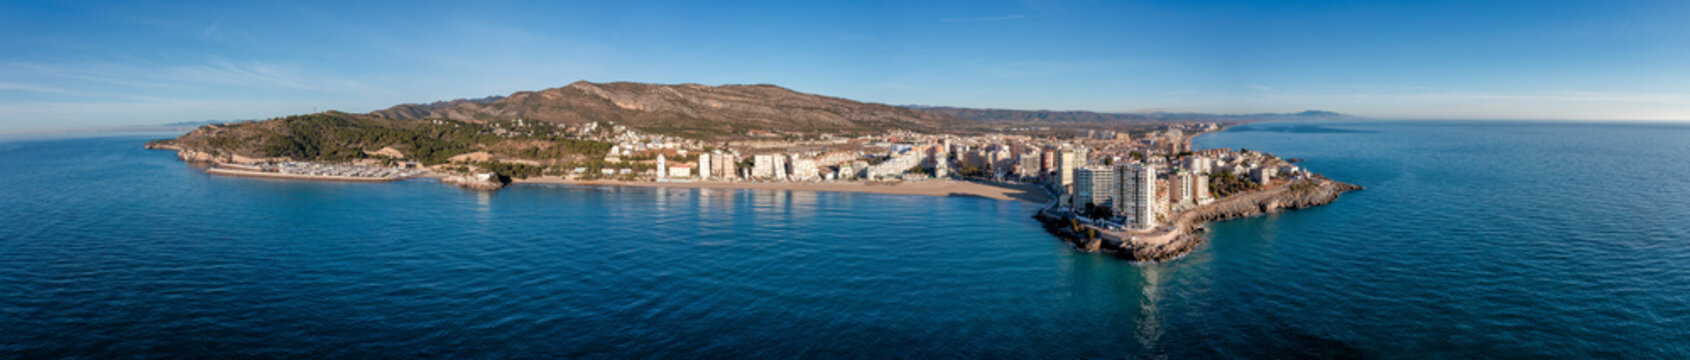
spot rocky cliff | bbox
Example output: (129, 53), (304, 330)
(440, 172), (509, 191)
(1038, 178), (1362, 262)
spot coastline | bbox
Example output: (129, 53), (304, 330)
(1036, 176), (1361, 262)
(513, 177), (1053, 204)
(1030, 122), (1363, 262)
(203, 167), (415, 182)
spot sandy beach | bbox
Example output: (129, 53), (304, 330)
(513, 177), (1053, 204)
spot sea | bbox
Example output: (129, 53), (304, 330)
(1, 121), (1687, 358)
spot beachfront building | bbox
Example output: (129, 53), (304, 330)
(698, 153), (712, 180)
(867, 151), (925, 180)
(1119, 164), (1158, 228)
(656, 154), (667, 179)
(791, 158), (820, 181)
(668, 166), (691, 179)
(713, 152), (739, 180)
(774, 154), (789, 180)
(1073, 166), (1117, 212)
(1058, 147), (1088, 195)
(1015, 151), (1041, 181)
(752, 154), (779, 179)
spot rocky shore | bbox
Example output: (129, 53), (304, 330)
(1036, 177), (1362, 262)
(144, 142), (284, 164)
(440, 172), (509, 190)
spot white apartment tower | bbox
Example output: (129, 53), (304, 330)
(1112, 164), (1158, 228)
(1057, 147), (1088, 195)
(698, 153), (712, 180)
(656, 154), (667, 179)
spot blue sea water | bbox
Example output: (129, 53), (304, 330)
(1, 121), (1688, 358)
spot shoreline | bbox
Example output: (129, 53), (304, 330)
(1036, 177), (1361, 262)
(513, 177), (1053, 204)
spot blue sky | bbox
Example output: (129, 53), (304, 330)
(3, 0), (1688, 133)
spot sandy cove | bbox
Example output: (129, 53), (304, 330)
(512, 177), (1053, 204)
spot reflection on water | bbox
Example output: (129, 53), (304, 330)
(790, 190), (817, 221)
(1137, 265), (1165, 358)
(474, 190), (492, 223)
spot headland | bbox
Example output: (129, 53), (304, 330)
(141, 81), (1358, 263)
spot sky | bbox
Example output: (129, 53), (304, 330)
(3, 0), (1689, 133)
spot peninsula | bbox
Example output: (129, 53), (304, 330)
(146, 81), (1358, 262)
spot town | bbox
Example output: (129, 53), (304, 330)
(455, 118), (1314, 232)
(160, 112), (1354, 261)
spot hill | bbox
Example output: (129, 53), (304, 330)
(370, 81), (968, 138)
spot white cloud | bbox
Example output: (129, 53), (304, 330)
(0, 82), (73, 95)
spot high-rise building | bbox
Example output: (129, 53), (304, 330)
(1183, 155), (1211, 174)
(791, 158), (819, 181)
(1058, 147), (1088, 195)
(773, 154), (789, 180)
(1112, 164), (1158, 228)
(1058, 151), (1077, 192)
(1171, 170), (1195, 205)
(656, 154), (667, 179)
(1195, 174), (1211, 203)
(1016, 151), (1041, 180)
(1073, 166), (1117, 212)
(1041, 150), (1057, 173)
(699, 153), (712, 180)
(752, 154), (777, 179)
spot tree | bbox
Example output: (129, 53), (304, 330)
(1091, 205), (1114, 222)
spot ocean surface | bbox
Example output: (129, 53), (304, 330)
(2, 121), (1688, 358)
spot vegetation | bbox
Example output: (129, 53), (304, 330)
(199, 113), (613, 165)
(1208, 169), (1260, 198)
(1091, 205), (1114, 221)
(956, 165), (988, 177)
(478, 162), (543, 180)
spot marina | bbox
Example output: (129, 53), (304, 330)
(206, 161), (423, 182)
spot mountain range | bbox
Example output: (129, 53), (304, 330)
(369, 81), (969, 139)
(364, 81), (1349, 138)
(150, 81), (1351, 164)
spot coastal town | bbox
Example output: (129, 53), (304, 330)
(156, 114), (1358, 261)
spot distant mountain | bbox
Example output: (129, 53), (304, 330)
(910, 106), (1352, 125)
(371, 81), (967, 138)
(160, 120), (235, 127)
